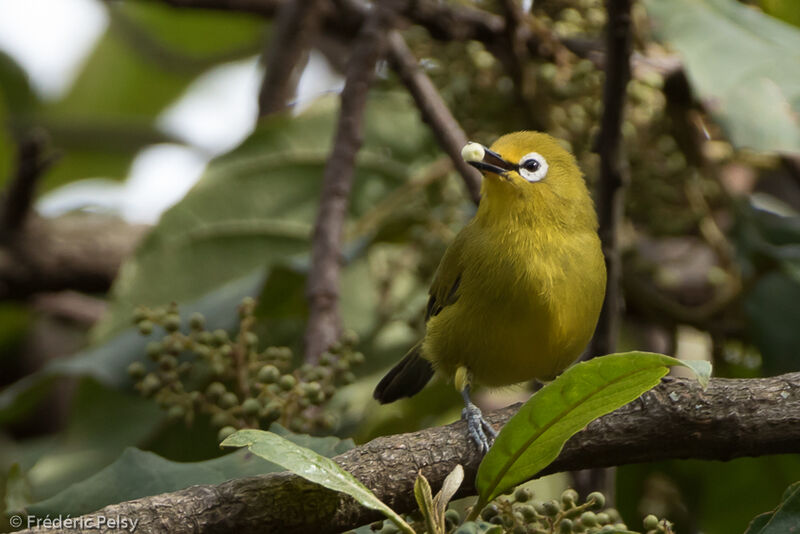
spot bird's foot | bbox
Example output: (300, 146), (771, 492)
(461, 402), (497, 454)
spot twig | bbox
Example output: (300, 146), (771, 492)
(303, 4), (396, 362)
(588, 0), (633, 359)
(258, 0), (326, 116)
(386, 31), (482, 205)
(19, 373), (800, 534)
(579, 0), (634, 500)
(1, 130), (58, 235)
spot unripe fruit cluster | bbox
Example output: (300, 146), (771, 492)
(360, 487), (673, 534)
(129, 298), (363, 439)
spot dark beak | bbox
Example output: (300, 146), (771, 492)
(466, 146), (517, 176)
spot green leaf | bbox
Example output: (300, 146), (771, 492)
(93, 92), (435, 342)
(27, 426), (352, 518)
(745, 481), (800, 534)
(644, 0), (800, 154)
(475, 352), (710, 507)
(0, 270), (264, 423)
(4, 464), (31, 515)
(414, 472), (439, 534)
(222, 429), (415, 534)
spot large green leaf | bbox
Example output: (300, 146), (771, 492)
(36, 2), (265, 190)
(28, 426), (352, 518)
(744, 481), (800, 534)
(644, 0), (800, 154)
(474, 352), (710, 509)
(0, 270), (265, 423)
(222, 429), (414, 534)
(92, 92), (436, 342)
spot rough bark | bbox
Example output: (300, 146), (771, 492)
(19, 373), (800, 534)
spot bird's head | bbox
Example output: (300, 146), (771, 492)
(462, 131), (597, 230)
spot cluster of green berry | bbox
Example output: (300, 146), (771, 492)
(362, 487), (673, 534)
(474, 487), (672, 534)
(128, 298), (363, 441)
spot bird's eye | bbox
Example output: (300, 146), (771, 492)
(518, 152), (548, 182)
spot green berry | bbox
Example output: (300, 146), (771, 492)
(159, 355), (178, 371)
(211, 411), (230, 428)
(517, 504), (536, 523)
(341, 329), (359, 346)
(127, 361), (146, 379)
(561, 488), (579, 507)
(257, 365), (281, 384)
(212, 329), (229, 346)
(542, 500), (560, 516)
(596, 512), (610, 524)
(512, 526), (526, 534)
(580, 511), (598, 527)
(138, 320), (154, 336)
(140, 373), (161, 396)
(350, 351), (365, 365)
(242, 398), (261, 416)
(164, 314), (181, 333)
(279, 374), (297, 391)
(132, 307), (148, 324)
(643, 515), (659, 530)
(243, 332), (258, 348)
(514, 487), (532, 502)
(239, 297), (256, 317)
(481, 504), (499, 521)
(445, 509), (460, 526)
(587, 491), (605, 510)
(189, 313), (205, 331)
(341, 371), (356, 384)
(219, 392), (238, 409)
(558, 518), (573, 533)
(217, 425), (236, 442)
(146, 341), (162, 360)
(262, 400), (283, 421)
(206, 381), (226, 399)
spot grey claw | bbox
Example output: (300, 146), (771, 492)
(462, 403), (496, 453)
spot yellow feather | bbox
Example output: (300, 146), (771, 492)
(422, 131), (606, 387)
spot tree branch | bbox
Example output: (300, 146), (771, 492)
(386, 31), (482, 205)
(20, 373), (800, 534)
(258, 0), (326, 116)
(303, 4), (395, 362)
(1, 130), (58, 236)
(0, 214), (146, 300)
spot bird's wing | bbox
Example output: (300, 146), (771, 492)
(425, 233), (465, 322)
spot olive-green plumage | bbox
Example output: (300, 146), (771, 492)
(374, 132), (606, 414)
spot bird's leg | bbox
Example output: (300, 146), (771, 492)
(456, 367), (497, 454)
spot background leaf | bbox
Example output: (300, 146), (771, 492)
(644, 0), (800, 154)
(27, 426), (352, 518)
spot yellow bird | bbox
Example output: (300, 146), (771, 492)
(373, 131), (606, 452)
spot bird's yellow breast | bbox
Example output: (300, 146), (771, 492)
(421, 215), (606, 387)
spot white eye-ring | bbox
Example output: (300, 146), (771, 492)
(518, 152), (548, 182)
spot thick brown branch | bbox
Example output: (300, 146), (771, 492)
(20, 373), (800, 534)
(303, 5), (395, 362)
(258, 0), (326, 116)
(0, 214), (146, 300)
(386, 31), (482, 205)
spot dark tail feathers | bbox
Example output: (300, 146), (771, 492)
(373, 344), (434, 404)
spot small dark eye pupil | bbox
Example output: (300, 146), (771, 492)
(523, 160), (540, 172)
